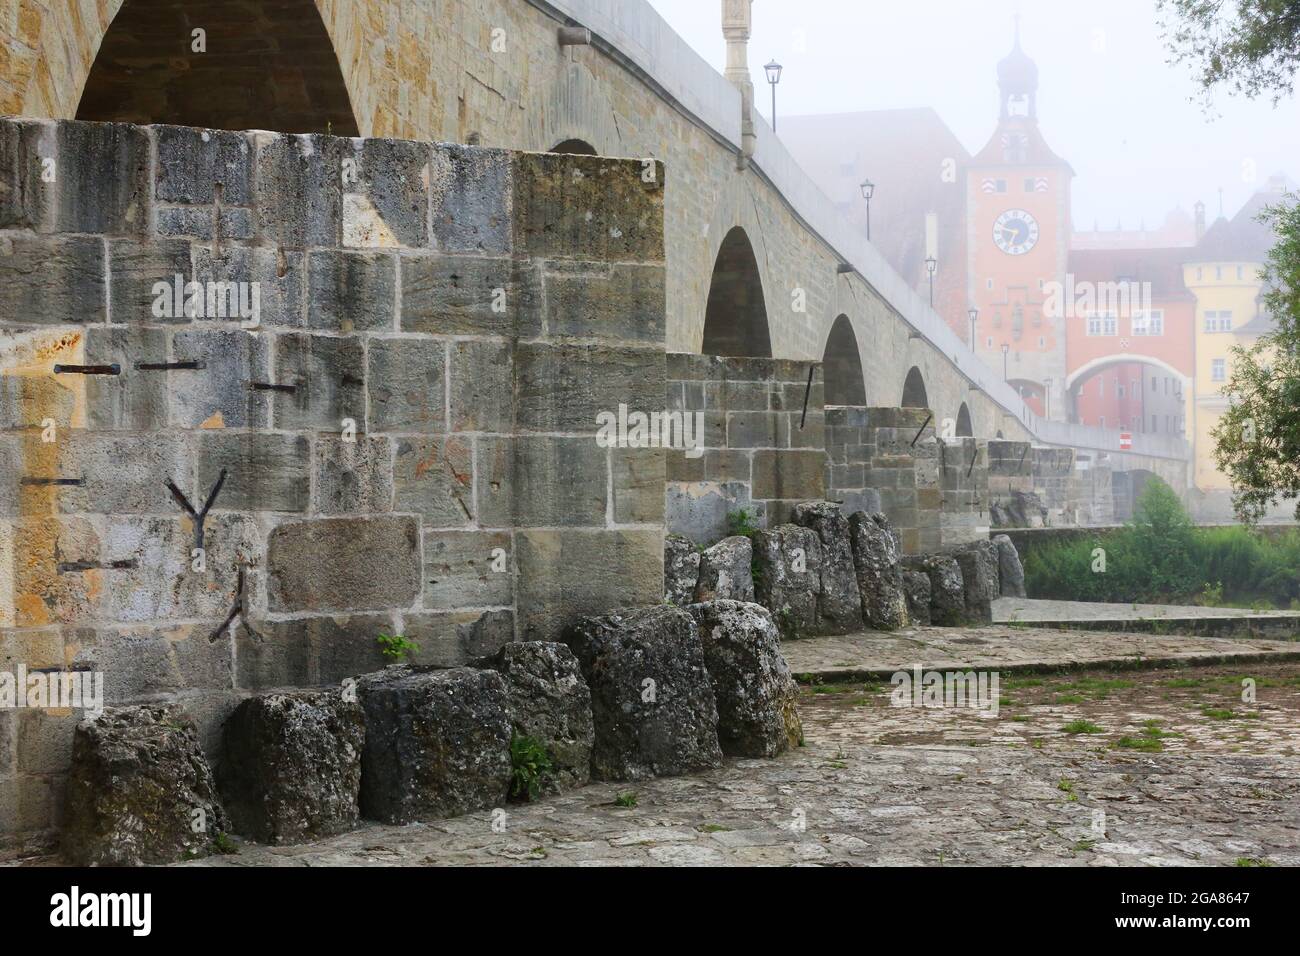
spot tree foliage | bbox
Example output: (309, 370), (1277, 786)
(1212, 197), (1300, 522)
(1158, 0), (1300, 104)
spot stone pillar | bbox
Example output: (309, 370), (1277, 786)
(722, 0), (756, 164)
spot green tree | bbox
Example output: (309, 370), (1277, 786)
(1158, 0), (1300, 104)
(1128, 478), (1199, 597)
(1212, 198), (1300, 521)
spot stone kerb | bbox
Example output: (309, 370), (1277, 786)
(0, 118), (668, 849)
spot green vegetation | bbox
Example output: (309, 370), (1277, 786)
(726, 507), (760, 538)
(1060, 719), (1103, 735)
(1024, 478), (1300, 606)
(509, 735), (553, 802)
(614, 792), (638, 808)
(377, 633), (420, 662)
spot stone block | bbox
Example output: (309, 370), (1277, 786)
(903, 570), (932, 626)
(392, 437), (474, 526)
(357, 666), (512, 823)
(950, 541), (1000, 624)
(791, 501), (863, 633)
(154, 125), (254, 205)
(686, 601), (802, 757)
(994, 534), (1028, 597)
(367, 337), (445, 433)
(694, 535), (755, 603)
(349, 138), (432, 248)
(0, 234), (106, 326)
(544, 262), (666, 343)
(82, 326), (168, 430)
(514, 152), (664, 261)
(752, 524), (821, 639)
(448, 339), (513, 433)
(849, 511), (908, 631)
(515, 343), (664, 434)
(476, 436), (607, 528)
(267, 516), (420, 613)
(218, 689), (364, 845)
(564, 605), (721, 781)
(51, 432), (188, 515)
(170, 328), (271, 428)
(430, 145), (511, 254)
(313, 436), (394, 514)
(196, 431), (311, 513)
(401, 610), (516, 666)
(753, 449), (826, 502)
(610, 446), (666, 524)
(108, 239), (193, 324)
(62, 704), (227, 865)
(400, 254), (541, 337)
(477, 642), (594, 794)
(255, 132), (344, 248)
(273, 333), (365, 431)
(664, 533), (701, 606)
(307, 250), (396, 331)
(664, 480), (752, 547)
(422, 530), (512, 609)
(192, 243), (304, 328)
(515, 529), (663, 641)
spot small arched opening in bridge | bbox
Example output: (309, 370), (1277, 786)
(551, 139), (598, 155)
(702, 227), (772, 357)
(955, 403), (974, 438)
(76, 0), (359, 135)
(901, 366), (928, 409)
(822, 315), (867, 406)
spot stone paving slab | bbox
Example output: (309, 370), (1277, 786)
(995, 596), (1300, 623)
(783, 624), (1300, 683)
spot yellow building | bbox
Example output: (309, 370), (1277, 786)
(1183, 180), (1286, 492)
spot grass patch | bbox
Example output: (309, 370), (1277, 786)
(1060, 719), (1104, 735)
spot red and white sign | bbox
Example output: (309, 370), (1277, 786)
(1119, 432), (1133, 451)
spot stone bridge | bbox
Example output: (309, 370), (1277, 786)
(1, 0), (1195, 849)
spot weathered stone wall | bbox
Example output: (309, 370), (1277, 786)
(664, 354), (825, 545)
(937, 438), (990, 550)
(0, 117), (666, 850)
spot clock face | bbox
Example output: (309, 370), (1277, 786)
(993, 209), (1040, 255)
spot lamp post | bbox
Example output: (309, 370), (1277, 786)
(764, 60), (783, 132)
(860, 178), (875, 240)
(968, 307), (978, 351)
(1043, 377), (1052, 420)
(925, 256), (937, 307)
(1001, 343), (1010, 381)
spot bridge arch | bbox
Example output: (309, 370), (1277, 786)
(955, 402), (974, 438)
(822, 314), (867, 406)
(551, 139), (598, 155)
(901, 366), (929, 409)
(1065, 354), (1191, 393)
(524, 61), (624, 156)
(701, 226), (772, 357)
(76, 0), (358, 134)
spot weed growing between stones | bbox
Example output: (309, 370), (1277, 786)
(727, 507), (760, 538)
(376, 633), (420, 662)
(509, 736), (553, 802)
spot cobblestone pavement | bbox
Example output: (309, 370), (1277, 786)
(994, 596), (1300, 623)
(782, 624), (1300, 682)
(189, 659), (1300, 868)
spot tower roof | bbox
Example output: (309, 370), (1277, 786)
(998, 18), (1039, 95)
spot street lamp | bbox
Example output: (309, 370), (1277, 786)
(925, 256), (938, 307)
(1001, 343), (1010, 381)
(968, 307), (979, 351)
(860, 178), (875, 240)
(764, 60), (783, 132)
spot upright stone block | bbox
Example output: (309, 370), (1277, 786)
(62, 704), (227, 865)
(664, 533), (701, 606)
(430, 145), (512, 254)
(848, 511), (908, 631)
(791, 501), (864, 633)
(218, 689), (364, 845)
(565, 606), (722, 781)
(357, 666), (512, 823)
(694, 535), (755, 603)
(752, 524), (822, 639)
(367, 337), (445, 433)
(255, 132), (344, 248)
(267, 516), (420, 613)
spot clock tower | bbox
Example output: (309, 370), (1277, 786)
(966, 19), (1073, 420)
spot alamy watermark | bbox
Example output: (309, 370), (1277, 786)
(596, 404), (706, 459)
(1042, 277), (1153, 320)
(152, 275), (261, 328)
(0, 665), (104, 716)
(890, 665), (1000, 717)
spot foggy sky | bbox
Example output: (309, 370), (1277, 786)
(646, 0), (1300, 231)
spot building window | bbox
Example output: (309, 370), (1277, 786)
(1038, 336), (1045, 348)
(996, 180), (1008, 193)
(1099, 416), (1106, 428)
(1212, 358), (1226, 382)
(1103, 313), (1118, 336)
(1204, 310), (1233, 333)
(1196, 267), (1204, 281)
(1237, 265), (1245, 280)
(1118, 384), (1126, 399)
(1085, 312), (1117, 336)
(986, 336), (994, 349)
(1152, 415), (1158, 431)
(987, 278), (994, 290)
(1132, 309), (1164, 335)
(1216, 266), (1223, 280)
(1151, 376), (1158, 392)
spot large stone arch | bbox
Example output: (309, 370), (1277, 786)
(700, 226), (773, 358)
(822, 314), (867, 406)
(75, 0), (358, 134)
(901, 366), (929, 409)
(1065, 354), (1190, 393)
